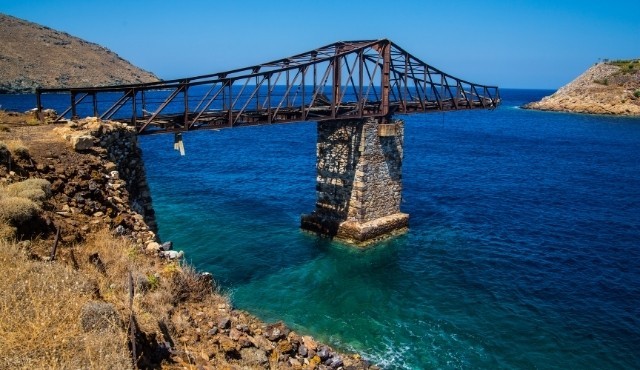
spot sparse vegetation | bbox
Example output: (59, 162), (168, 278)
(607, 59), (640, 76)
(0, 236), (131, 369)
(0, 176), (51, 239)
(11, 144), (30, 158)
(6, 178), (52, 203)
(0, 196), (41, 224)
(634, 89), (640, 98)
(0, 228), (228, 369)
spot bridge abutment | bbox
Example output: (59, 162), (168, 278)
(301, 117), (409, 246)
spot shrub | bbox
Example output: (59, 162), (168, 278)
(634, 90), (640, 98)
(0, 196), (40, 224)
(6, 178), (52, 202)
(12, 145), (30, 159)
(0, 141), (8, 157)
(79, 301), (123, 332)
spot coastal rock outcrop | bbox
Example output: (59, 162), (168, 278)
(522, 60), (640, 116)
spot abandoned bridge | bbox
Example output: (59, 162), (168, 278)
(37, 39), (501, 245)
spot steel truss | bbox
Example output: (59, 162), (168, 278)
(37, 39), (500, 134)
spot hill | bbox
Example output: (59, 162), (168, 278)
(0, 13), (159, 93)
(522, 60), (640, 116)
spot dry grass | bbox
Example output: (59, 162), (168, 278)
(0, 227), (228, 369)
(5, 178), (52, 204)
(0, 110), (30, 125)
(0, 238), (131, 369)
(0, 196), (41, 224)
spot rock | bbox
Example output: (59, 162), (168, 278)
(218, 317), (231, 329)
(325, 355), (344, 368)
(248, 334), (275, 351)
(160, 250), (184, 259)
(70, 135), (94, 151)
(239, 347), (268, 366)
(218, 336), (237, 353)
(302, 335), (318, 351)
(113, 225), (126, 235)
(317, 346), (330, 361)
(79, 301), (121, 332)
(145, 241), (161, 252)
(265, 321), (289, 341)
(298, 344), (308, 357)
(229, 327), (242, 341)
(160, 241), (173, 251)
(289, 358), (302, 367)
(105, 162), (117, 172)
(208, 327), (218, 336)
(277, 340), (294, 354)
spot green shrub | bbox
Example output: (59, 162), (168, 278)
(0, 196), (40, 224)
(634, 90), (640, 98)
(147, 274), (160, 291)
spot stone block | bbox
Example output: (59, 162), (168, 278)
(70, 135), (94, 151)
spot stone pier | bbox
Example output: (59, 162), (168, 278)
(301, 117), (409, 246)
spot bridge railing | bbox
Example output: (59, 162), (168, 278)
(37, 39), (500, 133)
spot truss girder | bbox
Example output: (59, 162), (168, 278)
(37, 39), (500, 134)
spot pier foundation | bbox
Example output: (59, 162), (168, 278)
(301, 117), (408, 246)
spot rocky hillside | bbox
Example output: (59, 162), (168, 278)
(0, 13), (159, 93)
(523, 60), (640, 116)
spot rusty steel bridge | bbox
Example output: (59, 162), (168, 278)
(36, 39), (500, 133)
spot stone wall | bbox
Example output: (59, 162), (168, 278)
(98, 125), (157, 232)
(301, 117), (408, 245)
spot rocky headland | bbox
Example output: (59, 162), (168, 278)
(0, 13), (159, 93)
(522, 60), (640, 116)
(0, 113), (376, 369)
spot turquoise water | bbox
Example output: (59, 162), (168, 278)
(133, 89), (640, 369)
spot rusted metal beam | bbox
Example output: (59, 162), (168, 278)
(36, 39), (500, 132)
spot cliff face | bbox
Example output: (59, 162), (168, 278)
(523, 61), (640, 116)
(0, 13), (159, 93)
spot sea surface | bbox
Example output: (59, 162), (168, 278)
(2, 89), (639, 369)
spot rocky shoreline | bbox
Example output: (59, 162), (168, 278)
(522, 61), (640, 116)
(0, 114), (377, 369)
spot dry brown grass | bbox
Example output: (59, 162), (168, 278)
(0, 195), (41, 224)
(0, 238), (131, 369)
(0, 227), (228, 369)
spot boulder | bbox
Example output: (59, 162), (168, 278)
(160, 250), (184, 259)
(218, 316), (231, 329)
(145, 241), (161, 252)
(317, 345), (330, 360)
(265, 321), (289, 341)
(70, 135), (94, 151)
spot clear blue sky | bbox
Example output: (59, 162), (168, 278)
(2, 0), (639, 89)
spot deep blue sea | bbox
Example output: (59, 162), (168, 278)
(2, 89), (639, 369)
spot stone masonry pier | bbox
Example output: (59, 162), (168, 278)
(301, 117), (409, 246)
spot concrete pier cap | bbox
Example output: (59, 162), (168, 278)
(301, 117), (409, 246)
